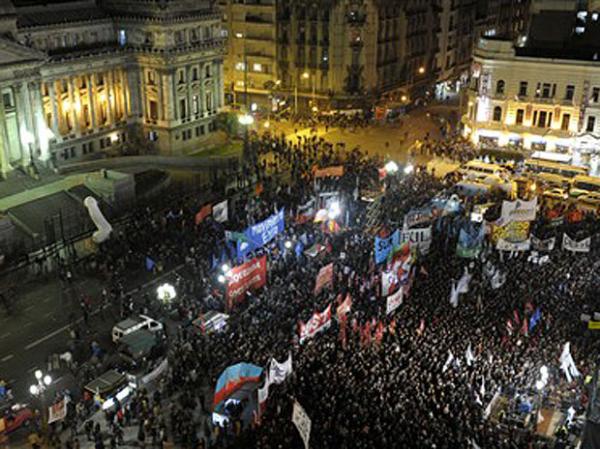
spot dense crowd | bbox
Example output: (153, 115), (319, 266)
(22, 128), (600, 449)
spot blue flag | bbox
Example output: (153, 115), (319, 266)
(295, 241), (304, 259)
(529, 308), (542, 330)
(145, 256), (155, 271)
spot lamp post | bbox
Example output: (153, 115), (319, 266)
(295, 71), (310, 116)
(29, 369), (52, 430)
(238, 113), (254, 162)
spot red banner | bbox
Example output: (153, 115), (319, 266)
(195, 204), (212, 225)
(313, 166), (344, 178)
(299, 304), (332, 343)
(226, 256), (267, 308)
(336, 294), (352, 320)
(314, 263), (333, 295)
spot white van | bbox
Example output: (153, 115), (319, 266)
(459, 161), (509, 180)
(112, 315), (163, 343)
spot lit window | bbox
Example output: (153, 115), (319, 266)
(235, 32), (244, 38)
(253, 63), (263, 72)
(235, 62), (246, 71)
(118, 30), (127, 46)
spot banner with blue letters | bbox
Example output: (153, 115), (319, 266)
(237, 209), (285, 259)
(374, 230), (400, 264)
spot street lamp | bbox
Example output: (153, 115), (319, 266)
(295, 72), (311, 116)
(238, 114), (254, 161)
(156, 283), (176, 303)
(418, 66), (425, 75)
(30, 369), (52, 428)
(384, 161), (399, 174)
(404, 163), (414, 175)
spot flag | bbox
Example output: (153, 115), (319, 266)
(480, 376), (486, 399)
(529, 307), (542, 331)
(257, 381), (269, 414)
(457, 268), (472, 293)
(145, 256), (155, 271)
(213, 200), (228, 223)
(513, 310), (520, 326)
(506, 319), (513, 336)
(195, 204), (212, 225)
(559, 342), (581, 383)
(374, 322), (384, 345)
(417, 319), (425, 336)
(465, 343), (476, 367)
(520, 318), (528, 336)
(268, 353), (292, 385)
(449, 281), (459, 308)
(442, 351), (455, 373)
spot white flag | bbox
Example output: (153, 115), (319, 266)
(449, 281), (459, 308)
(292, 400), (311, 449)
(48, 397), (69, 424)
(480, 376), (486, 400)
(457, 268), (472, 293)
(442, 350), (455, 373)
(269, 353), (293, 385)
(213, 200), (228, 223)
(559, 342), (580, 383)
(465, 343), (476, 367)
(491, 270), (506, 289)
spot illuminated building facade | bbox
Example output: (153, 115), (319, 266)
(463, 36), (600, 161)
(0, 0), (224, 178)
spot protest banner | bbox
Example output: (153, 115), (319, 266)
(374, 230), (400, 264)
(499, 197), (537, 224)
(562, 234), (591, 253)
(497, 238), (531, 252)
(404, 207), (434, 228)
(292, 401), (312, 449)
(314, 263), (333, 294)
(313, 165), (344, 178)
(386, 287), (404, 315)
(269, 353), (292, 385)
(456, 223), (485, 258)
(490, 221), (530, 244)
(336, 294), (352, 319)
(399, 226), (432, 255)
(530, 235), (556, 252)
(48, 398), (68, 424)
(237, 209), (285, 259)
(226, 256), (267, 308)
(299, 304), (332, 343)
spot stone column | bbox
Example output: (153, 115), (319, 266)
(171, 71), (179, 121)
(200, 79), (206, 116)
(0, 103), (11, 177)
(88, 74), (97, 129)
(120, 69), (130, 118)
(48, 80), (60, 137)
(106, 70), (115, 124)
(126, 68), (141, 118)
(159, 71), (168, 122)
(187, 66), (193, 119)
(67, 77), (80, 136)
(13, 83), (29, 165)
(217, 61), (224, 108)
(29, 81), (46, 160)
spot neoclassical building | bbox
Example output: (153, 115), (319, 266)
(0, 0), (225, 178)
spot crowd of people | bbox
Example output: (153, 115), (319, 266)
(12, 122), (600, 449)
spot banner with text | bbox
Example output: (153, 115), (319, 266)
(48, 398), (68, 424)
(299, 304), (332, 343)
(313, 165), (344, 178)
(400, 226), (432, 255)
(314, 263), (334, 295)
(497, 238), (531, 251)
(531, 235), (556, 252)
(499, 197), (537, 224)
(374, 230), (400, 264)
(386, 287), (404, 315)
(563, 234), (591, 253)
(292, 401), (312, 449)
(226, 256), (267, 308)
(237, 209), (285, 259)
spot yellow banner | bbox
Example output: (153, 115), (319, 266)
(588, 321), (600, 330)
(490, 221), (530, 244)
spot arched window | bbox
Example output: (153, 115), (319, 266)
(493, 106), (502, 122)
(496, 80), (505, 94)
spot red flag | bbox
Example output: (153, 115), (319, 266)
(389, 319), (397, 335)
(520, 317), (528, 336)
(417, 319), (425, 336)
(195, 204), (212, 225)
(513, 310), (521, 326)
(375, 322), (384, 345)
(506, 319), (514, 336)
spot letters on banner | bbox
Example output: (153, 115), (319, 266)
(48, 397), (69, 424)
(400, 226), (432, 255)
(299, 304), (332, 343)
(497, 238), (531, 252)
(563, 234), (591, 253)
(213, 200), (228, 223)
(226, 256), (267, 308)
(490, 221), (530, 244)
(530, 235), (556, 252)
(292, 401), (312, 449)
(314, 263), (334, 295)
(499, 197), (537, 224)
(374, 230), (400, 264)
(386, 287), (403, 315)
(237, 209), (285, 258)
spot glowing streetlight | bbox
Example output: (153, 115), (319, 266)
(238, 114), (254, 126)
(284, 240), (293, 249)
(264, 121), (271, 129)
(328, 201), (341, 220)
(217, 274), (226, 284)
(301, 72), (310, 80)
(35, 370), (42, 381)
(157, 283), (176, 302)
(384, 161), (399, 174)
(404, 163), (414, 175)
(43, 375), (52, 386)
(221, 263), (231, 273)
(29, 385), (39, 395)
(401, 95), (408, 102)
(418, 66), (425, 75)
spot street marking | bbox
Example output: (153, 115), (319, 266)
(0, 354), (13, 362)
(23, 321), (33, 327)
(24, 264), (184, 351)
(44, 312), (52, 318)
(24, 305), (34, 311)
(0, 332), (11, 339)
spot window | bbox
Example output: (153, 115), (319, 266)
(147, 70), (155, 85)
(253, 63), (263, 72)
(180, 99), (187, 118)
(235, 62), (246, 71)
(2, 91), (13, 109)
(561, 114), (571, 131)
(538, 111), (547, 128)
(205, 64), (212, 78)
(593, 87), (600, 103)
(519, 81), (527, 97)
(205, 92), (213, 112)
(192, 95), (199, 115)
(516, 109), (524, 125)
(192, 68), (198, 81)
(118, 30), (127, 46)
(175, 30), (185, 44)
(493, 106), (502, 122)
(149, 100), (158, 120)
(178, 70), (185, 84)
(541, 83), (551, 98)
(149, 131), (158, 141)
(496, 80), (505, 94)
(97, 74), (104, 86)
(565, 85), (575, 101)
(587, 116), (596, 132)
(196, 125), (205, 137)
(535, 82), (541, 97)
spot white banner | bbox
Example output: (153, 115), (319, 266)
(292, 401), (311, 449)
(299, 304), (332, 343)
(499, 197), (537, 224)
(269, 353), (292, 385)
(48, 398), (68, 424)
(84, 196), (112, 243)
(381, 269), (398, 297)
(562, 234), (591, 253)
(496, 238), (531, 251)
(400, 226), (432, 254)
(213, 200), (228, 223)
(530, 235), (556, 252)
(142, 358), (169, 385)
(386, 287), (403, 315)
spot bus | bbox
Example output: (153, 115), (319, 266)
(570, 175), (600, 197)
(523, 159), (587, 188)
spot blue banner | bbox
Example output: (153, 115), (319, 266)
(237, 209), (285, 259)
(456, 222), (485, 258)
(374, 229), (400, 264)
